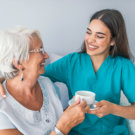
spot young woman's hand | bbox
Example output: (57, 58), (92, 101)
(0, 79), (6, 98)
(55, 99), (90, 135)
(89, 100), (135, 120)
(89, 100), (115, 118)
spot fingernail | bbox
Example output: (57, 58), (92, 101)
(2, 95), (6, 98)
(94, 104), (96, 108)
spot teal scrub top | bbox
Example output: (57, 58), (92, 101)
(43, 52), (135, 135)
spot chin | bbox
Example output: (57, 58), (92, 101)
(86, 50), (97, 56)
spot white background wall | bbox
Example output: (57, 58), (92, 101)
(0, 0), (134, 56)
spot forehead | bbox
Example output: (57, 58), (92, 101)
(88, 19), (111, 34)
(30, 34), (43, 49)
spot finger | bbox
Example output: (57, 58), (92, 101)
(71, 98), (80, 107)
(84, 105), (90, 113)
(95, 101), (104, 107)
(0, 84), (6, 98)
(87, 109), (92, 114)
(79, 100), (87, 108)
(97, 113), (104, 118)
(89, 109), (100, 115)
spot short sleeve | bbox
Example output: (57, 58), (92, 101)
(121, 60), (135, 103)
(43, 53), (73, 83)
(0, 112), (16, 129)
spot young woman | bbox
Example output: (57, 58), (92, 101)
(43, 9), (135, 135)
(0, 9), (135, 135)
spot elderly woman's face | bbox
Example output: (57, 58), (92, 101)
(22, 35), (49, 78)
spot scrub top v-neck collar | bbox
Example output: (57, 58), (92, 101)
(86, 53), (111, 79)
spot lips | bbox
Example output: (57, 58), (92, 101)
(40, 60), (45, 67)
(87, 44), (98, 51)
(40, 62), (45, 66)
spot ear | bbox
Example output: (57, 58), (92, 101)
(12, 59), (22, 70)
(110, 39), (115, 46)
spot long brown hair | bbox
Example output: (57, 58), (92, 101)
(80, 9), (133, 60)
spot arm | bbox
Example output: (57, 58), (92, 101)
(43, 53), (73, 83)
(0, 129), (22, 135)
(89, 100), (135, 119)
(89, 60), (135, 119)
(112, 102), (135, 119)
(0, 113), (22, 135)
(50, 99), (90, 135)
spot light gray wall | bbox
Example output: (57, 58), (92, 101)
(0, 0), (134, 56)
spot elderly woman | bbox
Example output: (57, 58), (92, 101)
(0, 27), (90, 135)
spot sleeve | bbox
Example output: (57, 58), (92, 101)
(42, 53), (72, 83)
(121, 60), (135, 103)
(0, 112), (16, 129)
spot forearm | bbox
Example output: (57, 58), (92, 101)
(50, 100), (87, 135)
(49, 113), (71, 135)
(0, 129), (22, 135)
(112, 103), (135, 119)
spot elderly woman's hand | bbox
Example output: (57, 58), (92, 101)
(55, 99), (90, 135)
(89, 100), (115, 118)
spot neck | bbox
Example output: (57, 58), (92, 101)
(6, 75), (38, 96)
(90, 53), (109, 72)
(6, 75), (43, 111)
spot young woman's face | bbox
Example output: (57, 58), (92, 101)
(85, 19), (114, 57)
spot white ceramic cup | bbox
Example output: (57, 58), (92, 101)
(75, 91), (95, 105)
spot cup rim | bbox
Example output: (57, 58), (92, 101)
(75, 90), (95, 97)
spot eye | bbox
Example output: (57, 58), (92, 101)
(86, 31), (91, 34)
(96, 35), (105, 39)
(40, 48), (45, 54)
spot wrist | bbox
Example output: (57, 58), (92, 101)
(54, 126), (65, 135)
(56, 122), (71, 135)
(111, 103), (119, 115)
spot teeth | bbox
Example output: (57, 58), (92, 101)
(88, 45), (98, 49)
(40, 63), (45, 66)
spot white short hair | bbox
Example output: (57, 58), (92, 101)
(0, 26), (41, 79)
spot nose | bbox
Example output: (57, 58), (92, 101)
(87, 35), (96, 43)
(43, 52), (49, 59)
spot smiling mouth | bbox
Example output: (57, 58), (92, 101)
(88, 45), (98, 49)
(40, 62), (45, 66)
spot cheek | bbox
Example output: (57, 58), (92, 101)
(84, 35), (88, 42)
(97, 39), (110, 48)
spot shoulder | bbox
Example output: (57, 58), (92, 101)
(61, 52), (81, 60)
(38, 76), (54, 86)
(63, 52), (87, 63)
(0, 96), (3, 101)
(38, 76), (61, 100)
(112, 56), (134, 66)
(112, 56), (135, 71)
(0, 97), (4, 112)
(38, 76), (57, 93)
(66, 52), (85, 59)
(0, 112), (15, 129)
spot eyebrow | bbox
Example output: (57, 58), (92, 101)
(87, 28), (106, 36)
